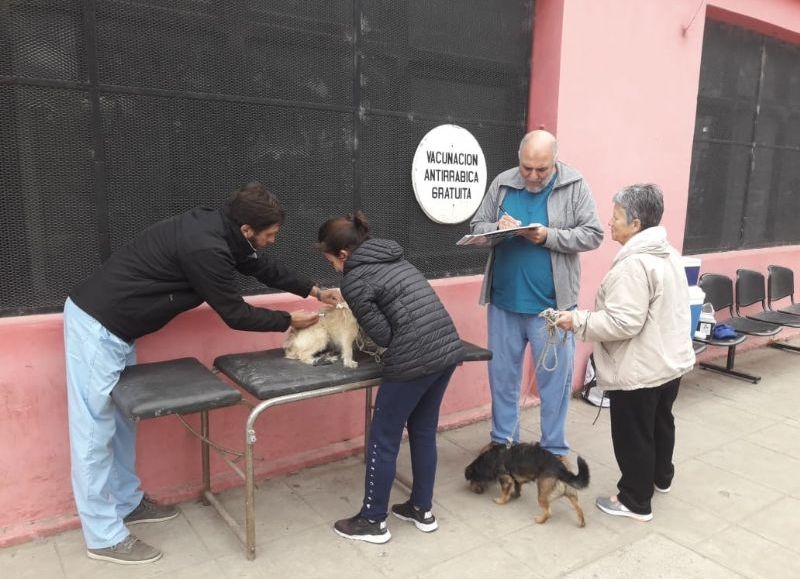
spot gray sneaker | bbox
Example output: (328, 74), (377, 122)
(124, 496), (179, 525)
(87, 535), (162, 565)
(595, 496), (653, 522)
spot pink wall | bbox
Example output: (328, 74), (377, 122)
(531, 0), (800, 373)
(3, 0), (800, 548)
(0, 279), (491, 547)
(528, 0), (564, 134)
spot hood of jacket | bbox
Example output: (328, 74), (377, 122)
(613, 225), (671, 265)
(344, 238), (403, 272)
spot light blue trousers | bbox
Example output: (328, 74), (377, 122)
(63, 298), (143, 549)
(487, 303), (574, 454)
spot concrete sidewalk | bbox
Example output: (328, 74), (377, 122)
(3, 340), (800, 578)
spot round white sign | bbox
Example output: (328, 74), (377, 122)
(411, 124), (487, 224)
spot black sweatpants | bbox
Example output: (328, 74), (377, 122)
(607, 377), (681, 515)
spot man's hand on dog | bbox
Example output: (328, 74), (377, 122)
(290, 310), (320, 329)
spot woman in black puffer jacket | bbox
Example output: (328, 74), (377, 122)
(319, 211), (464, 545)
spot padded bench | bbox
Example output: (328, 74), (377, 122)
(112, 358), (242, 420)
(111, 357), (243, 517)
(212, 340), (492, 560)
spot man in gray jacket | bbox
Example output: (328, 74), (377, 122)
(470, 130), (603, 457)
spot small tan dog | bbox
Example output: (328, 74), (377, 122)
(284, 304), (360, 368)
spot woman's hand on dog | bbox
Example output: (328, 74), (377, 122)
(290, 310), (320, 329)
(313, 286), (344, 306)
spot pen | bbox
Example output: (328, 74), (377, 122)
(498, 203), (520, 225)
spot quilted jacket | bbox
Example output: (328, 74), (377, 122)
(341, 238), (465, 381)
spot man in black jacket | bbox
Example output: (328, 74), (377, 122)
(64, 183), (338, 564)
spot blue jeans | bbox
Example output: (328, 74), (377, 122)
(63, 298), (143, 549)
(360, 366), (456, 521)
(487, 303), (574, 454)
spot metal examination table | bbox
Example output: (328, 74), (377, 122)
(112, 342), (491, 561)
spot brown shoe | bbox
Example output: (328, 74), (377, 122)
(87, 534), (162, 565)
(124, 496), (179, 525)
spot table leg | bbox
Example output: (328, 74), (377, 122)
(245, 422), (257, 560)
(201, 410), (210, 505)
(239, 380), (381, 560)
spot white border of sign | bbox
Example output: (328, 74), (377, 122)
(411, 124), (487, 224)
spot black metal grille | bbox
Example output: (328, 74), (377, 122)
(1, 0), (532, 316)
(685, 20), (800, 254)
(0, 84), (101, 316)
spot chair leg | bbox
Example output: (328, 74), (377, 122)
(699, 345), (761, 383)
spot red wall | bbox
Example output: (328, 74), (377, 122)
(1, 0), (799, 548)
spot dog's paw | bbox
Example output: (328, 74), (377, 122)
(493, 497), (509, 505)
(343, 359), (358, 369)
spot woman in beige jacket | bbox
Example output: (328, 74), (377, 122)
(556, 183), (695, 521)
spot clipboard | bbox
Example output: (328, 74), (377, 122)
(456, 223), (543, 246)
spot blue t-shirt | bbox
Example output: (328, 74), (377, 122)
(491, 177), (557, 314)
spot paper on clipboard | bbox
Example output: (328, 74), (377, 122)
(456, 223), (543, 246)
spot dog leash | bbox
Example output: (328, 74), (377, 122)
(591, 392), (606, 425)
(314, 303), (385, 364)
(356, 328), (386, 364)
(538, 308), (567, 371)
(507, 308), (568, 446)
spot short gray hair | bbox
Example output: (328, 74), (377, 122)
(612, 183), (664, 230)
(518, 131), (558, 159)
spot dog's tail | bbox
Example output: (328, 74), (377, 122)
(558, 456), (590, 490)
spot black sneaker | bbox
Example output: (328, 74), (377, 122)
(86, 534), (162, 565)
(333, 514), (391, 544)
(123, 496), (179, 525)
(391, 501), (438, 532)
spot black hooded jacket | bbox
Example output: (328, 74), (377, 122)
(341, 238), (465, 382)
(70, 207), (314, 342)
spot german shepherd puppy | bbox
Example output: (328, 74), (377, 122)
(284, 304), (359, 368)
(464, 442), (590, 527)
